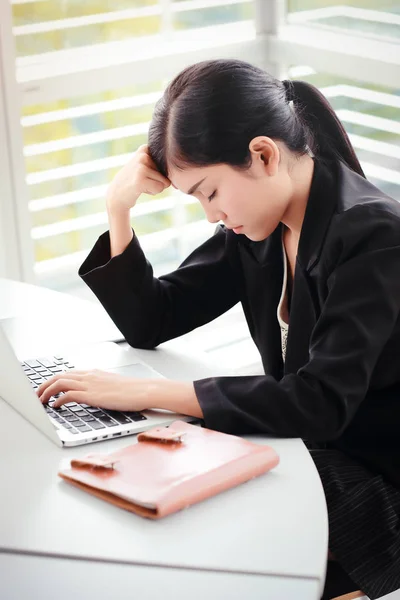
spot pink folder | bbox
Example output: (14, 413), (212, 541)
(58, 420), (280, 519)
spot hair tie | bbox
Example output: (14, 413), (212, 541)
(282, 79), (295, 103)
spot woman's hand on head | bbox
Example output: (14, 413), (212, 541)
(36, 369), (153, 412)
(106, 144), (171, 214)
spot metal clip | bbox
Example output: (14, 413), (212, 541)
(138, 427), (187, 444)
(70, 454), (117, 470)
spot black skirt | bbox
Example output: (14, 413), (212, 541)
(309, 448), (400, 599)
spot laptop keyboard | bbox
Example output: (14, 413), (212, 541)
(21, 355), (147, 435)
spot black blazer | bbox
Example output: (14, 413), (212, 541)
(80, 158), (400, 488)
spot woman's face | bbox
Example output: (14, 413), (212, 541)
(168, 138), (294, 242)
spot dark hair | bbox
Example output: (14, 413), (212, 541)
(148, 58), (365, 178)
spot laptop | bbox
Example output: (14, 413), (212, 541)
(0, 322), (194, 448)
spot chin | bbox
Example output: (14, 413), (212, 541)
(245, 232), (269, 242)
(246, 224), (277, 242)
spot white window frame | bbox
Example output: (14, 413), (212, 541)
(0, 2), (34, 282)
(0, 0), (399, 284)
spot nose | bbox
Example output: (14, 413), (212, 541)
(203, 206), (227, 224)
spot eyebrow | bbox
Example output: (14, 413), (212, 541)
(186, 177), (207, 196)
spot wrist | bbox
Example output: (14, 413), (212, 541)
(106, 199), (131, 218)
(148, 379), (203, 419)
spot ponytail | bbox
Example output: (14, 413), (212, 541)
(283, 79), (365, 177)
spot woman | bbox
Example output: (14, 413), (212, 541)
(37, 59), (400, 599)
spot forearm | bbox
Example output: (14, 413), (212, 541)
(107, 204), (134, 258)
(147, 379), (204, 419)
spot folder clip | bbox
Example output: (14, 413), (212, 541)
(70, 455), (118, 470)
(138, 427), (187, 444)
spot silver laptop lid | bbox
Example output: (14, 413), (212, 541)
(0, 323), (62, 447)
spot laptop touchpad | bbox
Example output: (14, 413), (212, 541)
(106, 363), (164, 379)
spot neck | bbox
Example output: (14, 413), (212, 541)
(281, 154), (315, 239)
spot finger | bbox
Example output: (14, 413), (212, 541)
(52, 390), (88, 408)
(138, 148), (159, 171)
(140, 149), (155, 167)
(36, 370), (88, 397)
(143, 165), (171, 187)
(39, 378), (85, 405)
(140, 146), (157, 167)
(144, 180), (168, 196)
(36, 374), (63, 397)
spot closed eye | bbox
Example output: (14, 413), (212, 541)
(208, 190), (217, 202)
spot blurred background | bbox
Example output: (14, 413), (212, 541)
(0, 0), (399, 371)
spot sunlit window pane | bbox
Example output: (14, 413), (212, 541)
(173, 1), (253, 31)
(288, 1), (400, 40)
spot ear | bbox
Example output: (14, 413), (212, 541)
(249, 136), (280, 176)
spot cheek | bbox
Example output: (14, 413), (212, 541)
(221, 179), (284, 223)
(222, 182), (253, 212)
(249, 190), (286, 236)
(258, 178), (288, 213)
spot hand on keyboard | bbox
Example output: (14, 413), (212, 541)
(36, 367), (154, 412)
(22, 356), (148, 435)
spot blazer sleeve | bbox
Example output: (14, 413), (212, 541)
(194, 205), (400, 441)
(78, 226), (240, 348)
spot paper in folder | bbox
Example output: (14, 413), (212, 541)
(58, 420), (280, 519)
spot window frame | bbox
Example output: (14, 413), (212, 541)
(0, 2), (34, 282)
(1, 0), (399, 285)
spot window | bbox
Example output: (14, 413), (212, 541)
(1, 1), (399, 369)
(1, 0), (258, 287)
(288, 1), (400, 40)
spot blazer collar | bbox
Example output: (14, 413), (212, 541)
(296, 158), (339, 272)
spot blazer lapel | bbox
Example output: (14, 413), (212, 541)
(296, 158), (338, 273)
(284, 269), (318, 373)
(284, 158), (339, 373)
(238, 225), (286, 378)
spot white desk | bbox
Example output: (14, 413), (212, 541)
(0, 278), (328, 600)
